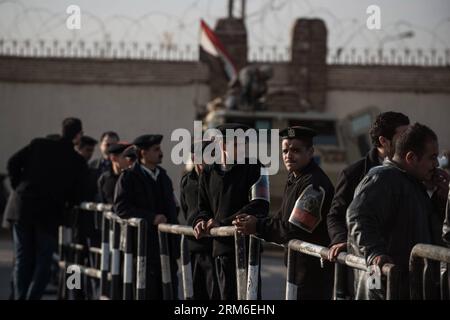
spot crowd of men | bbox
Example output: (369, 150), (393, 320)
(2, 111), (450, 300)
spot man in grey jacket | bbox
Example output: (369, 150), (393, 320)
(347, 123), (449, 300)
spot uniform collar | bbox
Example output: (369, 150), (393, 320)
(141, 164), (160, 181)
(288, 160), (317, 183)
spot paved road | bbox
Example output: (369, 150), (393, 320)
(0, 230), (286, 300)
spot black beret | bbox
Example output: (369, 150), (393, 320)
(279, 126), (317, 140)
(123, 146), (137, 159)
(133, 134), (163, 148)
(108, 142), (131, 155)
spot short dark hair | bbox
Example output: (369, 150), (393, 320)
(100, 131), (120, 141)
(79, 136), (98, 149)
(370, 112), (410, 147)
(62, 118), (82, 140)
(395, 123), (438, 159)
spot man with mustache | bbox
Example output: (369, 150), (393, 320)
(347, 123), (449, 299)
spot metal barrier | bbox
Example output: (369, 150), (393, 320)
(158, 223), (248, 300)
(57, 202), (147, 300)
(286, 239), (399, 300)
(409, 244), (450, 300)
(158, 223), (400, 300)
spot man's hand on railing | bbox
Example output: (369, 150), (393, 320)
(327, 242), (347, 262)
(153, 214), (167, 225)
(193, 220), (208, 239)
(372, 254), (394, 268)
(232, 214), (257, 235)
(206, 218), (220, 233)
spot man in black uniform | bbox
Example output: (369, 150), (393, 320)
(76, 136), (100, 202)
(327, 112), (410, 261)
(347, 123), (448, 299)
(114, 134), (179, 299)
(76, 136), (98, 162)
(180, 140), (220, 300)
(234, 126), (335, 300)
(98, 142), (130, 204)
(7, 118), (88, 300)
(123, 145), (137, 168)
(192, 123), (270, 300)
(89, 131), (119, 177)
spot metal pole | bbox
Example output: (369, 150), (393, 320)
(110, 218), (121, 300)
(383, 263), (399, 300)
(235, 231), (247, 300)
(333, 262), (347, 300)
(136, 219), (147, 300)
(65, 225), (74, 300)
(409, 255), (424, 300)
(246, 235), (260, 300)
(158, 230), (173, 300)
(285, 247), (297, 300)
(123, 224), (133, 300)
(57, 226), (66, 300)
(100, 213), (110, 298)
(180, 235), (194, 300)
(422, 259), (435, 300)
(440, 262), (449, 300)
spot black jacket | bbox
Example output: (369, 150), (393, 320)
(327, 147), (381, 245)
(347, 161), (445, 298)
(89, 157), (112, 179)
(98, 170), (119, 204)
(192, 162), (269, 257)
(6, 137), (88, 234)
(257, 160), (334, 247)
(256, 160), (335, 299)
(114, 162), (180, 264)
(180, 169), (213, 253)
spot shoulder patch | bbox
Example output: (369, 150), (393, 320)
(288, 184), (325, 233)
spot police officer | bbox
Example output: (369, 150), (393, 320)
(180, 140), (220, 300)
(192, 123), (270, 300)
(234, 126), (335, 300)
(114, 134), (179, 299)
(89, 131), (120, 177)
(123, 145), (137, 168)
(98, 142), (130, 204)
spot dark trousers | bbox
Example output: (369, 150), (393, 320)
(146, 258), (179, 300)
(293, 253), (334, 300)
(215, 254), (262, 300)
(12, 222), (57, 300)
(215, 255), (237, 300)
(191, 252), (220, 300)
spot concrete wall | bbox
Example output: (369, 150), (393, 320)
(325, 65), (450, 151)
(0, 57), (210, 194)
(326, 90), (450, 151)
(1, 56), (450, 193)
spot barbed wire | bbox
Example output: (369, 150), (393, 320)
(0, 0), (448, 65)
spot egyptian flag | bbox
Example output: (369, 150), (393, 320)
(200, 19), (238, 80)
(250, 168), (270, 202)
(288, 184), (325, 233)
